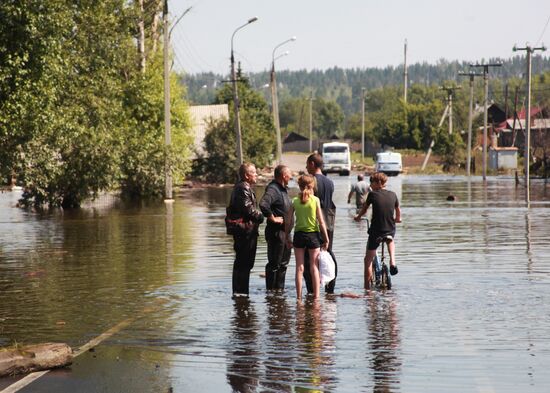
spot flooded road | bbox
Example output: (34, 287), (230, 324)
(1, 175), (550, 392)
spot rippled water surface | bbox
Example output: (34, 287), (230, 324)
(1, 175), (550, 392)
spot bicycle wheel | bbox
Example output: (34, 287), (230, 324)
(373, 254), (382, 286)
(381, 264), (392, 290)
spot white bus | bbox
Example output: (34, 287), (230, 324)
(321, 142), (351, 176)
(375, 151), (402, 176)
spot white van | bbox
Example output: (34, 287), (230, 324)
(375, 151), (402, 176)
(321, 142), (351, 176)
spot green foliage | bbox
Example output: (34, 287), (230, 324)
(278, 96), (344, 139)
(193, 73), (275, 183)
(0, 1), (192, 206)
(1, 0), (130, 207)
(120, 53), (192, 199)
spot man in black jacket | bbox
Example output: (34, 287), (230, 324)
(259, 164), (292, 290)
(227, 163), (264, 296)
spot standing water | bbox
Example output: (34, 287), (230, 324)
(1, 175), (549, 392)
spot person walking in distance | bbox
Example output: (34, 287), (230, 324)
(348, 173), (370, 211)
(226, 163), (264, 296)
(354, 172), (401, 289)
(285, 174), (329, 299)
(304, 153), (337, 294)
(259, 165), (293, 290)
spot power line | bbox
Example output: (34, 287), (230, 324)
(536, 14), (550, 46)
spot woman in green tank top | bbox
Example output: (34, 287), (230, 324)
(285, 175), (329, 299)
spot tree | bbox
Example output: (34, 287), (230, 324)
(0, 1), (192, 206)
(1, 1), (132, 207)
(120, 52), (192, 199)
(193, 70), (275, 183)
(314, 98), (345, 138)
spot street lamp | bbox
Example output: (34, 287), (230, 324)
(271, 36), (296, 164)
(513, 43), (547, 206)
(231, 16), (258, 166)
(163, 2), (192, 202)
(361, 87), (366, 160)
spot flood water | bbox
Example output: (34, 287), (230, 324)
(1, 175), (550, 392)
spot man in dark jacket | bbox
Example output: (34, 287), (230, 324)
(227, 163), (264, 296)
(259, 164), (292, 290)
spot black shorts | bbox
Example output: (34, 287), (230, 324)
(367, 231), (395, 250)
(293, 231), (322, 249)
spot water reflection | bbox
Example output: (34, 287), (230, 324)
(263, 294), (294, 392)
(366, 294), (401, 393)
(2, 176), (550, 392)
(525, 211), (533, 273)
(226, 297), (260, 393)
(166, 202), (174, 279)
(294, 299), (337, 391)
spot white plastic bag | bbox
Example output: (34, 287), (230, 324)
(318, 250), (336, 285)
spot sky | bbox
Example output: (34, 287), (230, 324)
(170, 0), (550, 75)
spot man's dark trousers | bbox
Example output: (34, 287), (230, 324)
(265, 228), (291, 290)
(232, 232), (258, 295)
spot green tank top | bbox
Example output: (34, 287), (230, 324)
(292, 195), (320, 233)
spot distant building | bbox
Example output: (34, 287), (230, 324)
(494, 106), (549, 153)
(188, 104), (229, 157)
(283, 131), (316, 152)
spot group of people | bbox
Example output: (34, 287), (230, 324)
(226, 152), (401, 299)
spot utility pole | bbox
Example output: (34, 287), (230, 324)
(271, 37), (296, 164)
(163, 0), (172, 201)
(513, 43), (547, 206)
(270, 63), (282, 163)
(421, 104), (449, 171)
(230, 17), (258, 166)
(421, 84), (461, 171)
(470, 62), (502, 181)
(403, 39), (408, 103)
(231, 54), (243, 166)
(511, 86), (520, 147)
(309, 91), (314, 152)
(162, 2), (192, 201)
(459, 71), (483, 176)
(361, 87), (366, 160)
(439, 85), (461, 135)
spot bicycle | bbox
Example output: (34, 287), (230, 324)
(372, 234), (392, 290)
(365, 220), (392, 290)
(352, 211), (394, 290)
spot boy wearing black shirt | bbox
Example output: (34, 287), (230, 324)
(355, 172), (401, 289)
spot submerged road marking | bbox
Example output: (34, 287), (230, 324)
(1, 303), (161, 393)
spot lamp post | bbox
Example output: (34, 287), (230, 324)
(231, 16), (258, 166)
(361, 87), (366, 160)
(163, 0), (172, 201)
(271, 36), (296, 164)
(163, 2), (192, 202)
(513, 43), (547, 206)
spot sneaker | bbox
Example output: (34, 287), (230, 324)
(390, 265), (398, 276)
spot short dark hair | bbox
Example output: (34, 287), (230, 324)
(307, 153), (323, 169)
(274, 164), (289, 180)
(357, 174), (364, 181)
(238, 162), (255, 180)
